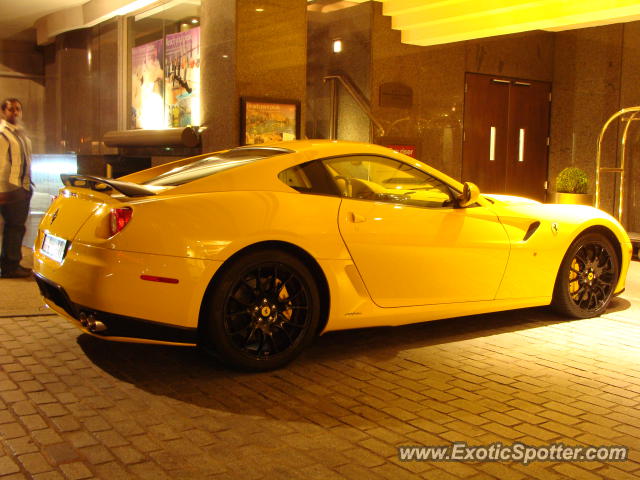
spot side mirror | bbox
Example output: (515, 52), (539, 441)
(458, 182), (480, 207)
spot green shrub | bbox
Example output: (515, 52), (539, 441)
(556, 167), (588, 194)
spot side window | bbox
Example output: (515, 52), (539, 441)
(278, 165), (312, 190)
(323, 155), (454, 208)
(278, 160), (341, 196)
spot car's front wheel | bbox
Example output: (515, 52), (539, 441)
(552, 233), (619, 318)
(203, 249), (321, 371)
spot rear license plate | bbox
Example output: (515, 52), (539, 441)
(41, 233), (67, 263)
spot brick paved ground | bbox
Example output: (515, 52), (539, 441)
(1, 261), (639, 479)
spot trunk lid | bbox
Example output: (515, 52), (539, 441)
(39, 190), (116, 242)
(38, 175), (161, 243)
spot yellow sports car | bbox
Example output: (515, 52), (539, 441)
(33, 140), (632, 370)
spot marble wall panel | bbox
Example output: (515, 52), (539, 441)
(0, 40), (45, 153)
(43, 44), (59, 153)
(465, 31), (554, 82)
(0, 76), (45, 154)
(0, 40), (43, 76)
(307, 2), (372, 142)
(42, 22), (118, 158)
(371, 3), (464, 177)
(59, 30), (93, 154)
(201, 0), (237, 151)
(549, 25), (623, 213)
(237, 0), (306, 99)
(91, 20), (118, 146)
(237, 0), (307, 143)
(202, 0), (306, 151)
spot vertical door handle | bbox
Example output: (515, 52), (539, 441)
(518, 128), (525, 162)
(489, 126), (496, 161)
(349, 212), (366, 223)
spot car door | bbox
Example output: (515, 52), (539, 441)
(327, 155), (511, 308)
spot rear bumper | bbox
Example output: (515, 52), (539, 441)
(33, 240), (223, 342)
(35, 273), (199, 345)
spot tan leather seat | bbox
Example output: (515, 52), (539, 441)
(325, 164), (350, 197)
(350, 178), (386, 199)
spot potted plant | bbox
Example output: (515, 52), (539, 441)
(553, 166), (593, 205)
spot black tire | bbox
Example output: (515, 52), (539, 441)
(552, 233), (619, 319)
(203, 249), (321, 371)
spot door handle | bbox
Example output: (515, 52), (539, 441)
(349, 212), (366, 223)
(489, 126), (496, 161)
(518, 128), (525, 162)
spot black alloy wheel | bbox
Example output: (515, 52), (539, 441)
(204, 249), (321, 371)
(553, 233), (619, 319)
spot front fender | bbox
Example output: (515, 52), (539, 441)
(493, 203), (631, 299)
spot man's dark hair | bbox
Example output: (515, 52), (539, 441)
(1, 98), (22, 111)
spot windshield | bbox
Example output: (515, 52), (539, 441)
(142, 147), (294, 186)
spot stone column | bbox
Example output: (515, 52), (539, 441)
(200, 0), (238, 152)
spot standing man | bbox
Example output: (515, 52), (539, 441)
(0, 98), (33, 278)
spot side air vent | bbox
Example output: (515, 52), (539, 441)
(523, 221), (541, 241)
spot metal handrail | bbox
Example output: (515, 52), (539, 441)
(323, 75), (385, 139)
(595, 106), (640, 222)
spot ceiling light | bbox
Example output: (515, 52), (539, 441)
(114, 0), (158, 17)
(134, 0), (187, 21)
(332, 39), (343, 53)
(371, 0), (640, 46)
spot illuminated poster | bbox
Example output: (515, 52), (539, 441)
(241, 99), (300, 145)
(165, 27), (201, 127)
(385, 144), (417, 158)
(131, 39), (164, 129)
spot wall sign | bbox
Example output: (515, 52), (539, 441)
(240, 98), (301, 145)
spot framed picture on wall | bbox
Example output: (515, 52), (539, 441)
(240, 97), (301, 145)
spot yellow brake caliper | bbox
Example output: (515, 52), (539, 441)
(569, 258), (580, 299)
(276, 280), (293, 321)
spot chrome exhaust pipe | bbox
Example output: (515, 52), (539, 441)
(89, 320), (107, 333)
(79, 312), (107, 333)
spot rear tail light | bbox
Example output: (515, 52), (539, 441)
(109, 207), (133, 236)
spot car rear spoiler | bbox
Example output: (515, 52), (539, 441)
(60, 174), (156, 197)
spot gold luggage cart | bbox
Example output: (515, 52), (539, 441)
(595, 106), (640, 257)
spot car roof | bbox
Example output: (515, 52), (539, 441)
(139, 140), (464, 195)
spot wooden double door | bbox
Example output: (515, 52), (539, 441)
(462, 73), (551, 202)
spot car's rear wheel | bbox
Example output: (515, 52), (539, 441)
(203, 249), (321, 371)
(552, 233), (619, 318)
